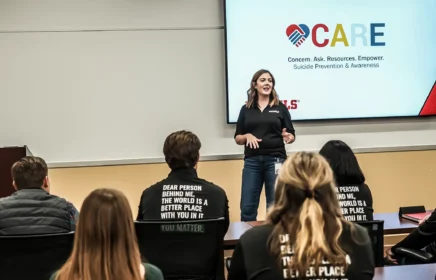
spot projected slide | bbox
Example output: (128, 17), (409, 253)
(224, 0), (436, 122)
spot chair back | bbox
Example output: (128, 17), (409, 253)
(135, 217), (225, 280)
(356, 220), (384, 267)
(0, 231), (75, 280)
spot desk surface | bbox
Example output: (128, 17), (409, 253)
(224, 212), (420, 248)
(224, 222), (252, 248)
(374, 212), (418, 234)
(375, 264), (436, 280)
(247, 213), (419, 234)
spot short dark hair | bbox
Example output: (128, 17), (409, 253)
(11, 156), (48, 190)
(163, 130), (201, 170)
(319, 140), (365, 185)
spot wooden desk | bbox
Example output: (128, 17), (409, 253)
(224, 212), (419, 249)
(374, 264), (436, 280)
(224, 222), (252, 249)
(374, 213), (418, 235)
(246, 213), (419, 235)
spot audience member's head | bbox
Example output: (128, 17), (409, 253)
(163, 130), (201, 170)
(54, 188), (143, 280)
(11, 156), (50, 192)
(319, 140), (365, 185)
(266, 152), (349, 277)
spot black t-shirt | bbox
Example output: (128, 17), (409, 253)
(234, 101), (295, 159)
(228, 223), (374, 280)
(335, 184), (374, 222)
(391, 208), (436, 255)
(137, 168), (229, 233)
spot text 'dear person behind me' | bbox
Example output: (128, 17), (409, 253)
(227, 152), (375, 280)
(137, 130), (230, 231)
(319, 140), (374, 222)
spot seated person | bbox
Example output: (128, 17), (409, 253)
(51, 188), (163, 280)
(386, 210), (436, 265)
(137, 130), (229, 232)
(228, 152), (374, 280)
(0, 156), (78, 235)
(319, 140), (374, 221)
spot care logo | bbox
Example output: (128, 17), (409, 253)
(285, 23), (386, 47)
(286, 24), (310, 47)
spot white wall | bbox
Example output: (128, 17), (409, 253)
(1, 0), (435, 167)
(0, 0), (223, 31)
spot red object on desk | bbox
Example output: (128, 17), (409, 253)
(401, 211), (432, 223)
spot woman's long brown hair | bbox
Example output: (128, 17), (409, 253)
(246, 69), (280, 108)
(267, 152), (354, 278)
(55, 188), (143, 280)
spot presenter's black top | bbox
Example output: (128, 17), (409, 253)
(137, 167), (230, 234)
(391, 208), (436, 256)
(228, 223), (374, 280)
(235, 101), (295, 159)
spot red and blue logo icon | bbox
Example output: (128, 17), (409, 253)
(286, 24), (310, 47)
(286, 23), (386, 48)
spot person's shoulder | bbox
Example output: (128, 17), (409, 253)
(196, 177), (227, 196)
(276, 101), (291, 114)
(148, 177), (167, 188)
(49, 271), (58, 280)
(359, 184), (373, 200)
(239, 103), (255, 114)
(0, 193), (15, 203)
(47, 192), (73, 206)
(277, 100), (288, 110)
(240, 224), (274, 243)
(277, 100), (286, 107)
(361, 183), (372, 191)
(64, 199), (78, 211)
(143, 178), (167, 194)
(143, 263), (164, 280)
(342, 221), (371, 245)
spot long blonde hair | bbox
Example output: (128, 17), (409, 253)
(267, 152), (351, 277)
(246, 69), (280, 108)
(55, 188), (143, 280)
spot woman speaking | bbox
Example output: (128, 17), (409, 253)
(234, 69), (295, 221)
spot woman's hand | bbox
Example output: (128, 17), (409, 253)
(385, 248), (398, 265)
(282, 128), (295, 144)
(245, 133), (262, 149)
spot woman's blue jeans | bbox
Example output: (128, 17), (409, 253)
(240, 155), (285, 221)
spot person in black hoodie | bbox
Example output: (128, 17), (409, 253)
(319, 140), (374, 222)
(386, 209), (436, 265)
(227, 152), (374, 280)
(137, 130), (230, 279)
(137, 130), (229, 232)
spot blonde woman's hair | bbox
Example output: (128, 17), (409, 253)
(55, 188), (143, 280)
(266, 152), (352, 277)
(246, 69), (280, 108)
